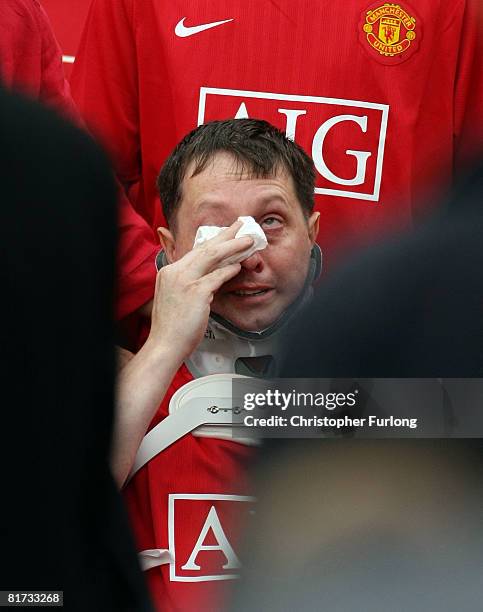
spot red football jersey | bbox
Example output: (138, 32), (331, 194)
(0, 0), (77, 118)
(0, 0), (158, 319)
(39, 0), (91, 79)
(71, 0), (483, 264)
(123, 364), (255, 612)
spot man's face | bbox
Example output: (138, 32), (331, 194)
(159, 153), (319, 332)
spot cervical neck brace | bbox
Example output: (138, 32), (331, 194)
(185, 318), (276, 378)
(155, 245), (322, 378)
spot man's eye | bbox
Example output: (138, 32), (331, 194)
(261, 217), (282, 229)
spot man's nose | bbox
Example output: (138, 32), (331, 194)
(240, 251), (264, 273)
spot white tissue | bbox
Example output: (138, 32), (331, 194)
(193, 216), (267, 265)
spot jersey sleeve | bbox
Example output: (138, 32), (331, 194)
(34, 1), (78, 120)
(0, 0), (77, 120)
(70, 0), (157, 319)
(70, 0), (141, 190)
(115, 188), (158, 321)
(453, 0), (483, 170)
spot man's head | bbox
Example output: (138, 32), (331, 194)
(157, 119), (319, 332)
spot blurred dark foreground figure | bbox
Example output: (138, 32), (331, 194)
(278, 162), (483, 378)
(0, 87), (151, 611)
(233, 440), (483, 612)
(231, 165), (483, 611)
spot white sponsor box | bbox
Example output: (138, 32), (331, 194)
(198, 87), (389, 202)
(168, 493), (256, 582)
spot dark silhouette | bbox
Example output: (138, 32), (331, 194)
(280, 163), (483, 378)
(0, 86), (151, 611)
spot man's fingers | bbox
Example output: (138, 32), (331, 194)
(207, 234), (253, 265)
(164, 219), (254, 280)
(202, 219), (243, 245)
(188, 233), (254, 276)
(189, 219), (243, 259)
(200, 262), (242, 295)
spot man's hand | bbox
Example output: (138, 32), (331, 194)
(111, 221), (253, 487)
(146, 220), (253, 361)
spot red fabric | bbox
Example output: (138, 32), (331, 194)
(114, 187), (158, 321)
(71, 0), (483, 268)
(39, 0), (91, 56)
(123, 364), (255, 612)
(0, 0), (157, 319)
(0, 0), (77, 118)
(69, 4), (483, 607)
(40, 0), (92, 78)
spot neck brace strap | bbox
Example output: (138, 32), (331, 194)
(127, 374), (260, 482)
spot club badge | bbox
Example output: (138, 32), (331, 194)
(359, 3), (420, 65)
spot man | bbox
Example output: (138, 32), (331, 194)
(113, 119), (320, 611)
(0, 0), (158, 321)
(71, 0), (483, 269)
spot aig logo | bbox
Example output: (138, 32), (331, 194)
(198, 87), (389, 202)
(168, 494), (255, 582)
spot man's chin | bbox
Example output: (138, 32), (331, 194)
(211, 309), (280, 334)
(212, 292), (284, 330)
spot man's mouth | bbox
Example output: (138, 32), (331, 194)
(232, 288), (269, 297)
(227, 285), (274, 301)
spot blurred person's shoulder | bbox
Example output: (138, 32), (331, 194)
(0, 87), (114, 210)
(0, 86), (92, 157)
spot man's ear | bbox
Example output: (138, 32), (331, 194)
(307, 211), (320, 245)
(157, 227), (176, 263)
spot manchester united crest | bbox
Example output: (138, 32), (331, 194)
(359, 2), (421, 64)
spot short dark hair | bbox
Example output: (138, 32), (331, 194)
(157, 119), (316, 227)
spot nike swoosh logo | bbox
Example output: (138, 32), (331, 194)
(175, 17), (233, 38)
